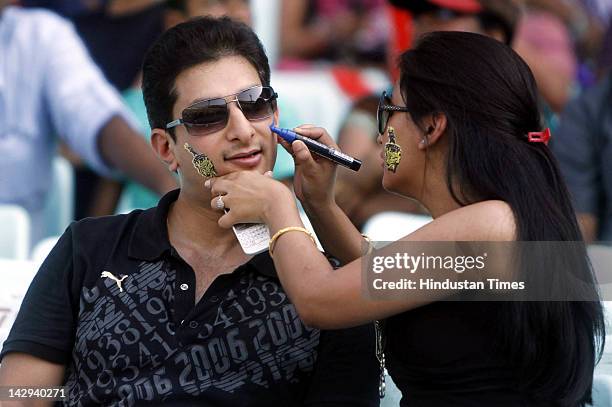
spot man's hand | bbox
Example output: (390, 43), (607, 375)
(206, 171), (293, 229)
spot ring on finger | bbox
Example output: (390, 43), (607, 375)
(215, 194), (225, 210)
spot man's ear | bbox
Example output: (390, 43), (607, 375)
(418, 113), (447, 150)
(151, 128), (179, 172)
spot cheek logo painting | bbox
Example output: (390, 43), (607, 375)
(184, 143), (217, 178)
(384, 127), (402, 172)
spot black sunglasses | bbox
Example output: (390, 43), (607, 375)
(166, 85), (278, 136)
(377, 90), (410, 135)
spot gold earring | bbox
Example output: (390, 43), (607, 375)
(184, 143), (217, 178)
(384, 127), (402, 173)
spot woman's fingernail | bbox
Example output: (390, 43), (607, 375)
(264, 170), (273, 177)
(204, 180), (211, 188)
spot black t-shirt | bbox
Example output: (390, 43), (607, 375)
(1, 190), (379, 406)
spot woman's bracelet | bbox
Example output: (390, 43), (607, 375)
(361, 233), (374, 255)
(269, 226), (316, 256)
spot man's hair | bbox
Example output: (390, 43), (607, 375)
(142, 16), (270, 136)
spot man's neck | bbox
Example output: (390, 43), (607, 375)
(167, 191), (238, 253)
(167, 190), (252, 300)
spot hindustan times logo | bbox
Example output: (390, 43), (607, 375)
(371, 253), (487, 274)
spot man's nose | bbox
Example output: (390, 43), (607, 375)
(225, 102), (255, 143)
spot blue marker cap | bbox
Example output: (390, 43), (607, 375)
(270, 124), (297, 143)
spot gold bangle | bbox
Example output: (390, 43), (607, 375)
(269, 226), (316, 256)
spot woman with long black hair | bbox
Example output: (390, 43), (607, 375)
(208, 31), (605, 406)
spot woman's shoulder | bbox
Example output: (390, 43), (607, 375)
(406, 200), (516, 241)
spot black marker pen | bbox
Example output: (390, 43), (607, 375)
(270, 125), (361, 171)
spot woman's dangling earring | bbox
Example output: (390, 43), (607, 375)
(384, 127), (402, 172)
(184, 143), (217, 178)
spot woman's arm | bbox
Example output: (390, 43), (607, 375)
(213, 169), (516, 329)
(266, 199), (516, 329)
(302, 200), (369, 264)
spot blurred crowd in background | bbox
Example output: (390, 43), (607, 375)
(2, 0), (612, 252)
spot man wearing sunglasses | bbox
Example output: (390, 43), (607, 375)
(0, 16), (379, 406)
(118, 0), (299, 212)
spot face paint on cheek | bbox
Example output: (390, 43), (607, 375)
(184, 143), (218, 178)
(384, 127), (402, 172)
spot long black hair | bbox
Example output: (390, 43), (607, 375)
(397, 31), (604, 406)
